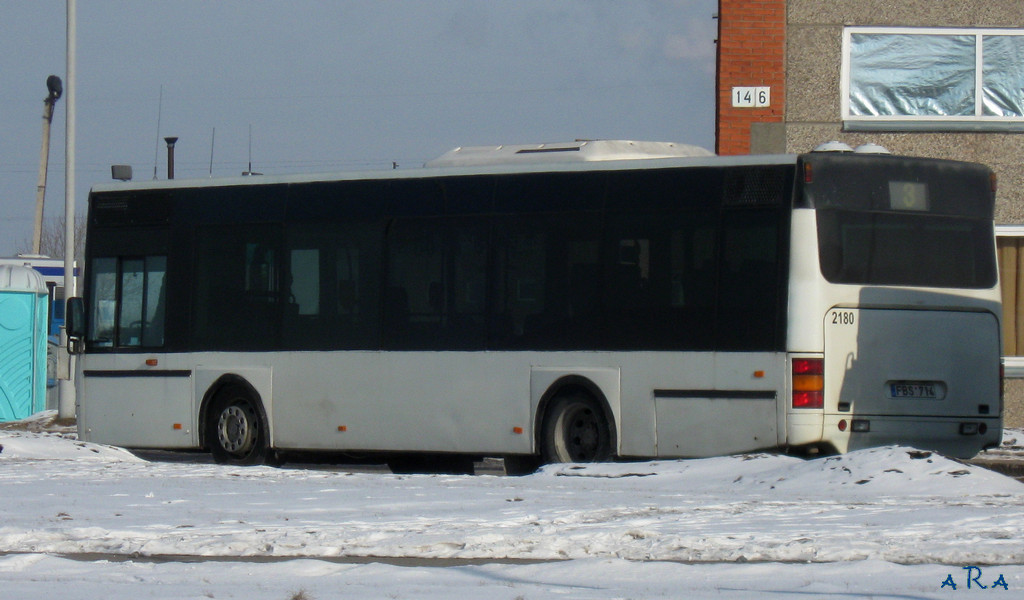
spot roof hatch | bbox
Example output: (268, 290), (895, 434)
(425, 140), (713, 168)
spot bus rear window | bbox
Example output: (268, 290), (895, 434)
(817, 210), (996, 288)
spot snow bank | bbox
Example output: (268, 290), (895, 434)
(1, 429), (1022, 598)
(0, 431), (143, 462)
(1, 430), (1021, 566)
(541, 445), (1022, 497)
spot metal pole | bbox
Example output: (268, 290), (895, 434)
(59, 0), (77, 420)
(165, 136), (178, 179)
(33, 93), (58, 255)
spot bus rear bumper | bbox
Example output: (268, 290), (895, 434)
(822, 414), (1003, 459)
(786, 412), (824, 447)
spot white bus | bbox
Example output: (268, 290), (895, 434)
(66, 140), (1003, 471)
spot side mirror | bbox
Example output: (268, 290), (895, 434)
(65, 297), (85, 354)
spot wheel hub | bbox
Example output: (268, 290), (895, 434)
(566, 408), (600, 460)
(218, 404), (256, 455)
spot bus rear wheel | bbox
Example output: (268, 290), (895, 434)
(541, 392), (612, 464)
(206, 385), (277, 466)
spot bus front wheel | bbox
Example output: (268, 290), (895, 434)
(540, 392), (612, 464)
(206, 385), (277, 466)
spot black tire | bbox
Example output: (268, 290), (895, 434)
(503, 454), (542, 476)
(206, 384), (277, 466)
(540, 392), (613, 464)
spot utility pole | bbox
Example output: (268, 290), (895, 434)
(33, 75), (62, 255)
(59, 0), (77, 421)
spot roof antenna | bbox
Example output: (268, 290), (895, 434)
(152, 85), (163, 179)
(243, 124), (261, 176)
(209, 127), (215, 177)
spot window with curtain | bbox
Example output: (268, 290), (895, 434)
(843, 27), (1024, 131)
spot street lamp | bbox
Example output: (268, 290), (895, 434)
(33, 75), (63, 255)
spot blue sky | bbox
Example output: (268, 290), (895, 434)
(0, 1), (718, 256)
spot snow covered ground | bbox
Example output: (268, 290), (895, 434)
(1, 414), (1022, 599)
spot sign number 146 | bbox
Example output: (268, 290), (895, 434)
(732, 86), (770, 108)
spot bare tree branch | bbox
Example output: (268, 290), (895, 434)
(15, 214), (86, 261)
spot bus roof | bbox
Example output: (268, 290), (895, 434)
(89, 139), (1004, 198)
(89, 146), (805, 196)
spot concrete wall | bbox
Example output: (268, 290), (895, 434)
(1004, 379), (1024, 429)
(782, 1), (1024, 224)
(786, 2), (1024, 427)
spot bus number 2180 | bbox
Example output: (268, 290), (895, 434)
(830, 310), (855, 325)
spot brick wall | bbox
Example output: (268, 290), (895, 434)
(715, 0), (787, 155)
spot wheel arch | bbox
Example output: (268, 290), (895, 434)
(534, 374), (619, 458)
(198, 374), (270, 452)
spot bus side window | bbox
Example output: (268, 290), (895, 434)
(491, 226), (547, 346)
(192, 225), (281, 350)
(288, 248), (320, 316)
(336, 232), (381, 348)
(245, 243), (278, 301)
(384, 218), (488, 349)
(88, 258), (117, 347)
(385, 220), (445, 348)
(718, 209), (781, 350)
(281, 223), (382, 350)
(87, 255), (166, 349)
(140, 257), (167, 347)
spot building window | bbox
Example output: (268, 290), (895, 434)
(842, 27), (1024, 132)
(997, 227), (1024, 376)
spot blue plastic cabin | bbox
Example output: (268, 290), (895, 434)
(0, 265), (49, 422)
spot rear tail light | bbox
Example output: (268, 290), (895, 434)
(792, 357), (824, 409)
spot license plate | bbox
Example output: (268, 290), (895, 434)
(889, 382), (939, 398)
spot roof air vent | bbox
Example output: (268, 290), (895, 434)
(813, 141), (854, 153)
(853, 143), (891, 154)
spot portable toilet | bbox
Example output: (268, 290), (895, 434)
(0, 264), (49, 422)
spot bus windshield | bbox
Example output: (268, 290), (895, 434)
(804, 154), (996, 288)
